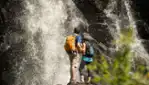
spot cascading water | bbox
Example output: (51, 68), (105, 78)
(2, 0), (149, 85)
(124, 0), (149, 64)
(2, 0), (87, 85)
(21, 1), (69, 85)
(102, 0), (149, 63)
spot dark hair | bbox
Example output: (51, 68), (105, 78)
(73, 27), (80, 34)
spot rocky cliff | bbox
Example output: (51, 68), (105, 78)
(1, 0), (149, 85)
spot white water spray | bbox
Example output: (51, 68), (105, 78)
(104, 0), (120, 39)
(103, 0), (149, 62)
(124, 0), (149, 64)
(10, 0), (87, 85)
(3, 0), (149, 85)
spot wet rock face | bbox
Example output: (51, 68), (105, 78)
(73, 0), (149, 48)
(73, 0), (109, 23)
(73, 0), (113, 46)
(131, 0), (149, 40)
(136, 21), (149, 39)
(131, 0), (149, 54)
(131, 0), (149, 24)
(0, 0), (25, 85)
(0, 0), (149, 85)
(0, 1), (9, 84)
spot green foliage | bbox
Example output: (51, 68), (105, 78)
(88, 27), (149, 85)
(115, 27), (134, 46)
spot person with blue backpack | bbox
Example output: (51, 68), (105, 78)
(79, 34), (94, 84)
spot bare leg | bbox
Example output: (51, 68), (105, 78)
(79, 60), (86, 82)
(69, 53), (80, 83)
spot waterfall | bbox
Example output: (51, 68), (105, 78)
(2, 0), (87, 85)
(14, 0), (69, 85)
(2, 0), (149, 85)
(103, 0), (149, 64)
(22, 1), (68, 85)
(124, 0), (149, 64)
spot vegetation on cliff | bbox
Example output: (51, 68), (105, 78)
(88, 27), (149, 85)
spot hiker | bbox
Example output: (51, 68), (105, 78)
(79, 34), (94, 84)
(64, 27), (83, 84)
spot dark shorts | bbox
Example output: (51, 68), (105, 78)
(79, 59), (92, 77)
(82, 56), (93, 62)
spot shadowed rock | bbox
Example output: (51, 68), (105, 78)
(67, 82), (94, 85)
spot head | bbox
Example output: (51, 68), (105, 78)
(73, 27), (81, 34)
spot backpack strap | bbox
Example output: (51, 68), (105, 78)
(76, 35), (82, 43)
(75, 34), (83, 53)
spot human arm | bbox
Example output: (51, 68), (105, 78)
(82, 42), (86, 55)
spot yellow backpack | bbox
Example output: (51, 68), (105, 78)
(64, 35), (76, 52)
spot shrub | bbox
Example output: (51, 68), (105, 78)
(88, 27), (149, 85)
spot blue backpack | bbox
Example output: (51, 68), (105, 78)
(85, 41), (94, 56)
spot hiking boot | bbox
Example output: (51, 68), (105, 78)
(67, 80), (77, 85)
(87, 77), (91, 83)
(80, 75), (85, 83)
(84, 77), (91, 85)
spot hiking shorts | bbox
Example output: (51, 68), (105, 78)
(79, 56), (93, 77)
(68, 52), (81, 69)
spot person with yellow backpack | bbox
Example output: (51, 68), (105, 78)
(64, 28), (83, 85)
